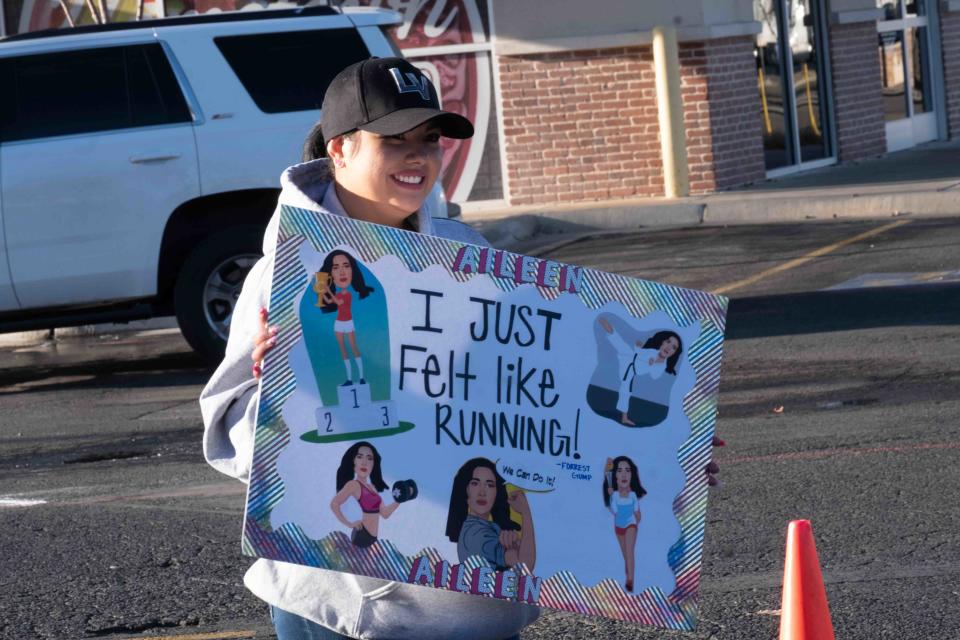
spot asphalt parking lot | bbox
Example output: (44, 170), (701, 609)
(1, 216), (959, 639)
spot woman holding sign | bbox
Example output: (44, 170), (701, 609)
(200, 58), (536, 640)
(603, 456), (647, 592)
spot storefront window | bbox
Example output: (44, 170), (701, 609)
(904, 0), (926, 16)
(878, 31), (908, 121)
(908, 27), (933, 114)
(754, 0), (831, 171)
(755, 0), (791, 169)
(877, 0), (938, 150)
(877, 0), (902, 20)
(792, 0), (828, 163)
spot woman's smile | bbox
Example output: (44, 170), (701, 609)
(390, 172), (426, 190)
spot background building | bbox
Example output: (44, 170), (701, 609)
(3, 0), (959, 209)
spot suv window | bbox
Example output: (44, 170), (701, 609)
(0, 44), (191, 143)
(215, 29), (369, 114)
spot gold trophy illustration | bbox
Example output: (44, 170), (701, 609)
(312, 271), (331, 307)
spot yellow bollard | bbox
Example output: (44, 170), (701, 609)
(758, 68), (774, 135)
(652, 26), (689, 198)
(802, 63), (822, 137)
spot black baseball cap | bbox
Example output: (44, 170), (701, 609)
(320, 57), (474, 144)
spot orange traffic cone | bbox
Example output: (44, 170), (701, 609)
(779, 520), (835, 640)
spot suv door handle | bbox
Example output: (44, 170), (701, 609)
(129, 153), (182, 164)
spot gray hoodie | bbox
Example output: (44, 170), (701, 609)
(199, 159), (539, 639)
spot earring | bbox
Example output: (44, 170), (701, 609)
(334, 158), (345, 168)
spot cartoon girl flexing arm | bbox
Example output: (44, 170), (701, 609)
(445, 458), (536, 571)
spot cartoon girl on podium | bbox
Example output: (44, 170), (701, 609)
(313, 250), (375, 387)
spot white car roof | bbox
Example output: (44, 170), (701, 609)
(0, 6), (400, 56)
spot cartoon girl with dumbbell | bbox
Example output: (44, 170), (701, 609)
(330, 441), (417, 548)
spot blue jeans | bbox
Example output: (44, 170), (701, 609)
(270, 606), (520, 640)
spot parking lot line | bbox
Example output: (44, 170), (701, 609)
(721, 440), (960, 465)
(710, 219), (912, 296)
(118, 631), (256, 640)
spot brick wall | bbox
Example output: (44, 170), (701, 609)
(942, 9), (960, 139)
(680, 37), (765, 193)
(498, 38), (765, 205)
(828, 21), (886, 160)
(498, 47), (663, 205)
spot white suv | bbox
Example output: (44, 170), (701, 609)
(0, 6), (447, 361)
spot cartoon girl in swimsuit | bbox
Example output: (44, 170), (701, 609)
(603, 456), (647, 592)
(330, 441), (403, 548)
(317, 250), (375, 387)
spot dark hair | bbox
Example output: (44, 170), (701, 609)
(319, 250), (374, 313)
(642, 331), (683, 375)
(603, 455), (647, 507)
(302, 121), (326, 162)
(445, 458), (520, 542)
(336, 441), (388, 493)
(302, 123), (357, 162)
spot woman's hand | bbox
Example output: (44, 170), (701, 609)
(350, 520), (363, 530)
(706, 435), (724, 487)
(251, 307), (279, 379)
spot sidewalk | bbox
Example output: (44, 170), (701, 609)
(463, 139), (960, 247)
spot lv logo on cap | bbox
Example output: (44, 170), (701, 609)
(389, 68), (431, 102)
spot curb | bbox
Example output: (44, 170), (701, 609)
(702, 189), (960, 224)
(0, 317), (179, 349)
(462, 200), (704, 246)
(464, 186), (959, 243)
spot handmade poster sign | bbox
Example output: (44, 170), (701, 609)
(244, 206), (729, 631)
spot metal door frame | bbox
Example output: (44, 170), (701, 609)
(877, 0), (946, 150)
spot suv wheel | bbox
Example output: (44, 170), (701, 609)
(175, 226), (263, 363)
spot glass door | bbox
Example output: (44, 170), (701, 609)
(754, 0), (834, 174)
(877, 0), (938, 151)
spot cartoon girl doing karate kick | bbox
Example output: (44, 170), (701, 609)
(598, 318), (682, 426)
